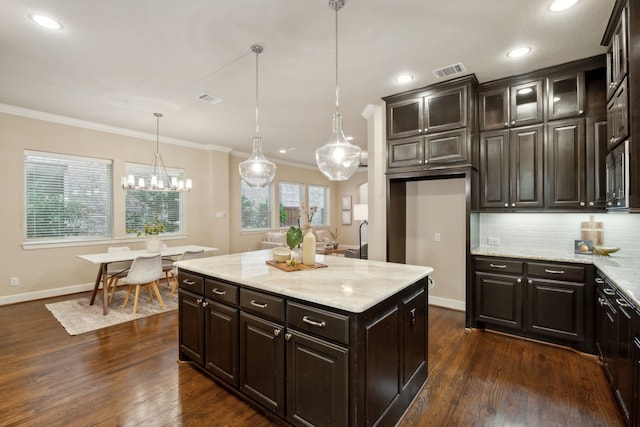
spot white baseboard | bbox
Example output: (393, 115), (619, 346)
(428, 295), (465, 312)
(0, 283), (95, 306)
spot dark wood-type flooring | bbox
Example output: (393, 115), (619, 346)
(0, 292), (625, 426)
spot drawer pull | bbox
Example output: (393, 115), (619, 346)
(616, 298), (631, 308)
(302, 316), (326, 328)
(250, 300), (268, 309)
(489, 264), (507, 269)
(183, 279), (196, 286)
(603, 288), (616, 296)
(212, 288), (227, 295)
(544, 269), (565, 274)
(595, 278), (604, 284)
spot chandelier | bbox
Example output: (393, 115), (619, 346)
(121, 112), (192, 192)
(315, 0), (361, 181)
(239, 44), (276, 188)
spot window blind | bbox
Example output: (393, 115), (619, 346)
(308, 185), (329, 226)
(124, 162), (184, 234)
(24, 151), (113, 240)
(241, 180), (272, 230)
(279, 182), (303, 227)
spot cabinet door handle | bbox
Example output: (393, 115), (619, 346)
(528, 279), (533, 285)
(285, 333), (292, 341)
(589, 202), (594, 207)
(302, 316), (326, 328)
(409, 308), (417, 328)
(595, 278), (604, 284)
(603, 288), (615, 296)
(511, 120), (516, 125)
(504, 122), (509, 127)
(183, 279), (195, 286)
(212, 288), (226, 295)
(579, 202), (585, 207)
(517, 278), (522, 283)
(544, 269), (565, 274)
(598, 297), (606, 306)
(511, 203), (515, 207)
(504, 203), (509, 207)
(489, 264), (507, 269)
(273, 328), (281, 336)
(616, 298), (631, 308)
(250, 300), (268, 308)
(202, 302), (208, 308)
(196, 298), (203, 305)
(578, 109), (584, 115)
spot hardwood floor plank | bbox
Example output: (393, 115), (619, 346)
(0, 294), (625, 426)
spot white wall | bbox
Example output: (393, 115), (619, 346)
(406, 179), (466, 311)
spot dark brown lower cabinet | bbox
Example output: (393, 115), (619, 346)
(286, 330), (348, 427)
(614, 291), (633, 424)
(472, 256), (593, 352)
(240, 312), (285, 416)
(178, 269), (429, 427)
(634, 312), (640, 427)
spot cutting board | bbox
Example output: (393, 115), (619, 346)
(266, 260), (328, 272)
(581, 216), (603, 245)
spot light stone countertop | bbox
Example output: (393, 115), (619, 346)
(176, 250), (433, 313)
(472, 246), (640, 307)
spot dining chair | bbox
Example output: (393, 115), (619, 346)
(106, 246), (132, 297)
(169, 249), (205, 297)
(119, 254), (165, 315)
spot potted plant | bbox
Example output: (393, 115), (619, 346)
(127, 215), (165, 252)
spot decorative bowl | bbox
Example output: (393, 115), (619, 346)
(272, 247), (291, 262)
(593, 246), (620, 257)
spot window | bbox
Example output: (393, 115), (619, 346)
(279, 182), (303, 227)
(308, 185), (329, 226)
(241, 180), (272, 230)
(125, 163), (184, 234)
(25, 151), (113, 240)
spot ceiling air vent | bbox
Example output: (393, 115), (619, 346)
(432, 63), (466, 79)
(196, 93), (223, 105)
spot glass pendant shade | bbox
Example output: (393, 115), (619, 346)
(315, 112), (361, 181)
(239, 44), (276, 188)
(239, 136), (276, 188)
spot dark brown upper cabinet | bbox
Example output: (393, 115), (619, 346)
(479, 80), (544, 131)
(606, 3), (628, 99)
(547, 72), (585, 120)
(607, 76), (628, 150)
(386, 78), (472, 140)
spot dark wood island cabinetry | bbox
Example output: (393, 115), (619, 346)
(176, 251), (432, 427)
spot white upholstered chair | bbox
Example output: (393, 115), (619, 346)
(119, 254), (165, 314)
(106, 246), (132, 298)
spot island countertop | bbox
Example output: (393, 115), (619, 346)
(175, 249), (433, 313)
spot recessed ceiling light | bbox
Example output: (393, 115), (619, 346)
(29, 14), (62, 30)
(394, 74), (414, 84)
(507, 47), (532, 58)
(278, 147), (296, 154)
(550, 0), (578, 12)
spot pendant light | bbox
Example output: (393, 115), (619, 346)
(315, 0), (361, 181)
(239, 45), (276, 188)
(121, 113), (192, 192)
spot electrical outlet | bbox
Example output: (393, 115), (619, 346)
(435, 232), (441, 242)
(487, 237), (500, 246)
(10, 277), (19, 287)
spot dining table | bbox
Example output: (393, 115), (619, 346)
(79, 245), (218, 315)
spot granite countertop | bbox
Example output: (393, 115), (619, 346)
(472, 246), (640, 307)
(176, 250), (433, 313)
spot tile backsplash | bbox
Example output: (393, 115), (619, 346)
(478, 213), (640, 257)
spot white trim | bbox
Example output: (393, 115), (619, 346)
(22, 234), (188, 250)
(0, 103), (232, 153)
(428, 295), (465, 312)
(0, 283), (95, 306)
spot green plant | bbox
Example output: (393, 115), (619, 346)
(328, 228), (338, 241)
(286, 226), (303, 250)
(127, 215), (165, 236)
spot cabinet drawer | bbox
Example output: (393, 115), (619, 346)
(240, 288), (284, 323)
(474, 257), (524, 275)
(287, 302), (350, 345)
(527, 262), (585, 283)
(205, 278), (238, 306)
(178, 270), (204, 295)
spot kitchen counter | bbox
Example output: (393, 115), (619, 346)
(472, 246), (640, 306)
(175, 249), (433, 313)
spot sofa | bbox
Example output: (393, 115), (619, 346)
(258, 229), (332, 250)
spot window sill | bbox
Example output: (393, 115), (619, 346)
(22, 234), (189, 250)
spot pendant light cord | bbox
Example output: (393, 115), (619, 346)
(255, 48), (260, 137)
(334, 4), (340, 115)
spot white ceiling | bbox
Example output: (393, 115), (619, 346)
(0, 0), (616, 166)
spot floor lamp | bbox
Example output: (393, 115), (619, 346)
(353, 204), (368, 259)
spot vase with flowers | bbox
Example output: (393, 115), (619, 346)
(127, 215), (165, 252)
(301, 204), (317, 266)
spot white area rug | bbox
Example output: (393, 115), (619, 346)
(46, 283), (178, 335)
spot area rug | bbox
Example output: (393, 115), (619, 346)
(46, 283), (178, 335)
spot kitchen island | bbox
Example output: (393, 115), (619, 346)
(175, 250), (433, 427)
